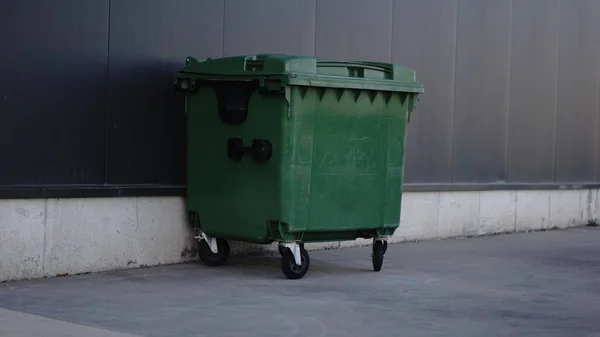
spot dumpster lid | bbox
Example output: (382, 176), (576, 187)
(177, 54), (423, 93)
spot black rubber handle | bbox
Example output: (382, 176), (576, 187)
(227, 138), (272, 163)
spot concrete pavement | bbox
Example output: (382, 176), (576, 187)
(1, 227), (599, 337)
(0, 308), (140, 337)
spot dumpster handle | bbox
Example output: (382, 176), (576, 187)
(227, 138), (272, 163)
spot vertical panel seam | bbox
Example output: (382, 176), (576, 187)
(104, 0), (112, 184)
(42, 199), (48, 276)
(547, 190), (552, 229)
(552, 0), (562, 183)
(477, 191), (482, 235)
(596, 1), (600, 182)
(504, 0), (514, 183)
(450, 0), (460, 182)
(221, 0), (226, 57)
(389, 0), (394, 62)
(313, 0), (318, 56)
(513, 191), (518, 232)
(597, 72), (600, 181)
(436, 192), (441, 238)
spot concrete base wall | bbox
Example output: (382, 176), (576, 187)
(2, 189), (599, 282)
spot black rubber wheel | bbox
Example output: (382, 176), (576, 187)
(383, 240), (388, 254)
(372, 240), (384, 272)
(198, 239), (230, 266)
(281, 247), (310, 279)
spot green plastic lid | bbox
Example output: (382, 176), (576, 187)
(177, 54), (423, 93)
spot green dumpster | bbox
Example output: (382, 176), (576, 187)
(174, 54), (423, 279)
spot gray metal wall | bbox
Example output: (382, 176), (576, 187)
(228, 0), (600, 186)
(1, 0), (599, 198)
(192, 0), (600, 186)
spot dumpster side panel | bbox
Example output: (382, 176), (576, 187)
(383, 93), (411, 228)
(282, 87), (408, 239)
(186, 85), (286, 243)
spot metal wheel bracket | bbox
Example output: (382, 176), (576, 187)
(374, 236), (390, 242)
(282, 242), (302, 266)
(372, 238), (388, 256)
(373, 238), (389, 244)
(195, 232), (219, 254)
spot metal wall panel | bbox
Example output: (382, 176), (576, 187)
(0, 0), (109, 186)
(223, 0), (316, 56)
(392, 0), (458, 183)
(452, 0), (512, 183)
(3, 0), (600, 199)
(106, 0), (224, 184)
(555, 0), (600, 182)
(507, 0), (560, 183)
(315, 0), (393, 62)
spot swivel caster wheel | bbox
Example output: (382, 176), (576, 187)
(198, 238), (230, 266)
(372, 240), (385, 272)
(281, 245), (310, 279)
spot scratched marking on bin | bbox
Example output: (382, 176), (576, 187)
(316, 134), (380, 175)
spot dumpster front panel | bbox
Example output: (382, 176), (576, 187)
(280, 86), (411, 239)
(186, 83), (287, 244)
